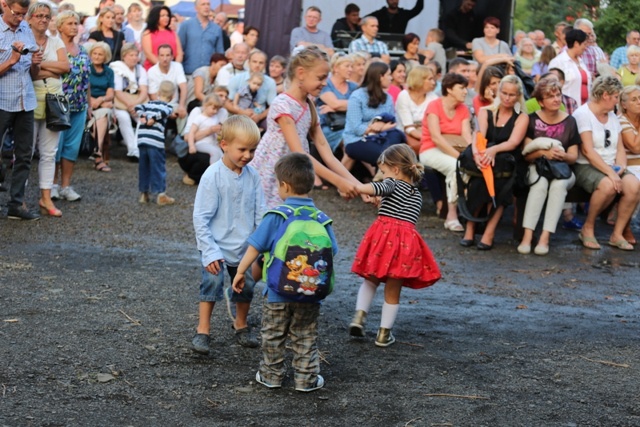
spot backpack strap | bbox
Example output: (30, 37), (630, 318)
(266, 204), (333, 226)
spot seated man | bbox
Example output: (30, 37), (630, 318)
(348, 16), (390, 63)
(331, 3), (360, 49)
(290, 6), (334, 56)
(226, 50), (276, 130)
(368, 0), (424, 34)
(147, 44), (188, 135)
(215, 42), (249, 86)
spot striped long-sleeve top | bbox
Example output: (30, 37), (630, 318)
(371, 178), (422, 225)
(134, 100), (174, 149)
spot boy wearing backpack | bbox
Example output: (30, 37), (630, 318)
(232, 152), (337, 393)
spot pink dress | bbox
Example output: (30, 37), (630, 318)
(251, 93), (312, 208)
(143, 29), (178, 70)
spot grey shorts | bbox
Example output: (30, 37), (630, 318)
(574, 163), (631, 194)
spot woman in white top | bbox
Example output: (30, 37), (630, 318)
(548, 29), (590, 108)
(573, 76), (640, 250)
(395, 65), (438, 154)
(28, 2), (70, 217)
(619, 85), (640, 180)
(471, 17), (512, 65)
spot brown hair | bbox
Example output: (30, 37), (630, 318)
(275, 152), (315, 195)
(378, 144), (424, 184)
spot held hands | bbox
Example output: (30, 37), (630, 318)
(205, 260), (222, 275)
(336, 179), (359, 200)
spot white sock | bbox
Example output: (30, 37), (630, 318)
(355, 279), (378, 313)
(380, 303), (399, 329)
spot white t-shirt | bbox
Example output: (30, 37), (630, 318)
(395, 90), (439, 132)
(190, 109), (229, 163)
(214, 63), (247, 87)
(113, 64), (148, 91)
(147, 62), (187, 104)
(573, 103), (622, 166)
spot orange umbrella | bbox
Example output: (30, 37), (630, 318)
(476, 132), (496, 207)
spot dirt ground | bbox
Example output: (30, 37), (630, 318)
(1, 146), (639, 427)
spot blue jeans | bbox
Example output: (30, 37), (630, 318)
(138, 144), (166, 194)
(0, 109), (35, 208)
(345, 130), (406, 166)
(199, 264), (256, 303)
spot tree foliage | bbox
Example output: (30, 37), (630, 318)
(516, 0), (600, 42)
(594, 0), (640, 54)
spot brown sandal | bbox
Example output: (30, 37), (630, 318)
(94, 153), (111, 172)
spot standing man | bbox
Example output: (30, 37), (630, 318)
(213, 12), (230, 51)
(368, 0), (423, 34)
(290, 6), (334, 56)
(0, 0), (43, 220)
(551, 22), (569, 54)
(331, 3), (360, 48)
(610, 30), (640, 70)
(573, 18), (607, 78)
(441, 0), (481, 51)
(178, 0), (224, 76)
(348, 16), (390, 63)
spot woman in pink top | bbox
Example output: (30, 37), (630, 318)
(141, 6), (183, 70)
(419, 73), (472, 232)
(387, 60), (406, 104)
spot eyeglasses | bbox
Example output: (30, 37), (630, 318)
(7, 8), (27, 19)
(32, 14), (51, 20)
(604, 129), (611, 148)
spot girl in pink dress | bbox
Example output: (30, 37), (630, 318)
(141, 6), (183, 70)
(251, 46), (360, 208)
(349, 144), (441, 347)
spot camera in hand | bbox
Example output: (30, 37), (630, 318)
(11, 45), (39, 55)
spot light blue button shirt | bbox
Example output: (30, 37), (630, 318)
(0, 19), (37, 112)
(193, 160), (266, 267)
(178, 18), (224, 75)
(342, 88), (396, 146)
(227, 71), (277, 109)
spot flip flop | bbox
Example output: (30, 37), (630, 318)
(607, 239), (634, 251)
(579, 232), (601, 250)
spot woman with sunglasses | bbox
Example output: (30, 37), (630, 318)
(572, 76), (640, 250)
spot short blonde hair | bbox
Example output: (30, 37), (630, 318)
(157, 81), (175, 101)
(220, 115), (261, 146)
(120, 42), (139, 58)
(203, 93), (224, 108)
(619, 85), (640, 114)
(591, 75), (623, 101)
(27, 2), (51, 19)
(56, 10), (79, 29)
(87, 41), (112, 64)
(628, 45), (640, 57)
(329, 52), (354, 71)
(406, 65), (434, 91)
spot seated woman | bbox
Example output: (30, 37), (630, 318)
(461, 75), (529, 249)
(419, 73), (472, 232)
(110, 42), (149, 162)
(396, 65), (441, 212)
(518, 76), (581, 255)
(515, 37), (540, 76)
(573, 76), (640, 250)
(473, 64), (504, 115)
(400, 32), (426, 67)
(342, 62), (406, 174)
(471, 17), (512, 65)
(317, 52), (358, 153)
(387, 60), (407, 104)
(88, 42), (116, 172)
(186, 53), (228, 112)
(618, 45), (640, 87)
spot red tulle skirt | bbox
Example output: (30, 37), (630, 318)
(351, 216), (441, 289)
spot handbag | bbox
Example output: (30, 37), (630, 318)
(531, 156), (571, 185)
(115, 65), (146, 110)
(43, 77), (71, 131)
(326, 112), (346, 131)
(79, 119), (97, 157)
(442, 134), (469, 153)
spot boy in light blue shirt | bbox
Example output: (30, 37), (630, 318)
(191, 115), (265, 355)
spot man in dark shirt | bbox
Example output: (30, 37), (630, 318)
(368, 0), (424, 34)
(441, 0), (481, 50)
(331, 3), (361, 48)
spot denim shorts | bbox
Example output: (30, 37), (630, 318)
(199, 264), (256, 303)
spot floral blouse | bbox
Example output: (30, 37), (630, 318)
(62, 45), (91, 112)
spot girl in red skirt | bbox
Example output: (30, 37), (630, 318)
(349, 144), (441, 347)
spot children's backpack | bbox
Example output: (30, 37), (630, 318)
(264, 205), (335, 303)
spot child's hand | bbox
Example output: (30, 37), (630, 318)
(337, 179), (359, 200)
(231, 272), (245, 293)
(147, 118), (156, 126)
(210, 124), (222, 134)
(139, 116), (147, 125)
(205, 260), (222, 275)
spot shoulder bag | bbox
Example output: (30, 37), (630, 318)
(44, 79), (71, 131)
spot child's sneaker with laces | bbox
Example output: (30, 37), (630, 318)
(156, 192), (175, 205)
(255, 371), (281, 389)
(375, 328), (395, 347)
(295, 375), (324, 392)
(59, 186), (81, 202)
(191, 333), (210, 355)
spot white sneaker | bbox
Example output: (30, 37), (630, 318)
(51, 184), (60, 200)
(59, 186), (81, 202)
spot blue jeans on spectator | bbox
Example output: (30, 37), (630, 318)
(344, 130), (406, 165)
(0, 109), (35, 209)
(138, 144), (166, 194)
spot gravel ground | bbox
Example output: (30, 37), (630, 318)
(1, 146), (639, 427)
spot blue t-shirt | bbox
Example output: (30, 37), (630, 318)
(247, 197), (338, 303)
(89, 65), (114, 98)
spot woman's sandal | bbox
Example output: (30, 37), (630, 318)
(578, 232), (601, 250)
(94, 153), (111, 172)
(607, 239), (634, 251)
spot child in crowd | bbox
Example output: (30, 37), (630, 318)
(233, 71), (265, 114)
(134, 80), (176, 206)
(191, 115), (265, 355)
(349, 144), (441, 347)
(213, 85), (229, 103)
(426, 59), (443, 95)
(187, 93), (227, 164)
(268, 55), (287, 94)
(232, 153), (337, 392)
(250, 46), (360, 208)
(424, 28), (446, 73)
